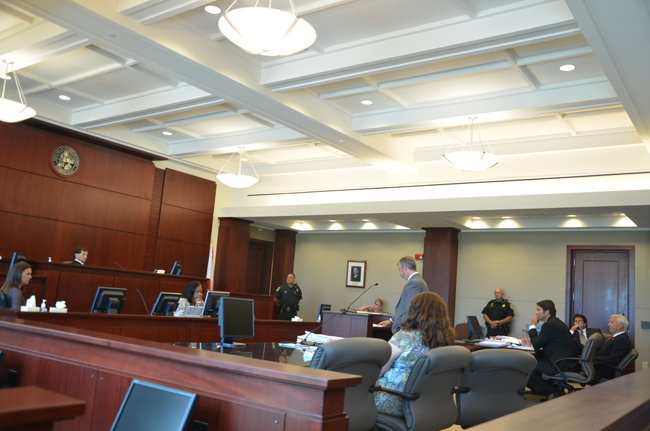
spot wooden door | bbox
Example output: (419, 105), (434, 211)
(246, 239), (273, 295)
(566, 246), (634, 347)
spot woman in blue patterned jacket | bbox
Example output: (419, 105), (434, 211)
(374, 291), (455, 417)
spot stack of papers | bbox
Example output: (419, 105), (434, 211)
(508, 344), (535, 351)
(494, 336), (522, 345)
(477, 340), (508, 347)
(297, 332), (343, 345)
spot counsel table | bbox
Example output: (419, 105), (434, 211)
(0, 386), (86, 431)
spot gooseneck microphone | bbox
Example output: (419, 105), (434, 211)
(136, 288), (150, 315)
(300, 283), (379, 345)
(108, 260), (125, 270)
(340, 282), (379, 313)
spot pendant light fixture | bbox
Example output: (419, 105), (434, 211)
(216, 148), (260, 188)
(442, 117), (499, 172)
(0, 60), (36, 123)
(218, 0), (317, 56)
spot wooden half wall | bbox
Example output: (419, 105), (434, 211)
(0, 121), (215, 277)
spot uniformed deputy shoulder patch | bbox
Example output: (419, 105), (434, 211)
(276, 286), (281, 291)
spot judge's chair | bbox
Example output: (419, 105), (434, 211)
(309, 337), (391, 431)
(542, 332), (603, 393)
(373, 345), (471, 431)
(454, 349), (536, 428)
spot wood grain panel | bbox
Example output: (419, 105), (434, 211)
(423, 227), (459, 324)
(214, 218), (252, 293)
(0, 212), (147, 269)
(158, 204), (212, 245)
(56, 273), (115, 313)
(144, 168), (165, 271)
(121, 326), (191, 342)
(0, 167), (150, 235)
(0, 121), (155, 199)
(4, 352), (97, 431)
(161, 169), (216, 214)
(154, 238), (209, 278)
(113, 277), (160, 315)
(271, 230), (297, 294)
(89, 371), (132, 431)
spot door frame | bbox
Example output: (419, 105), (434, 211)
(565, 245), (635, 346)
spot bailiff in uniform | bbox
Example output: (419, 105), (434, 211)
(482, 288), (514, 337)
(273, 273), (302, 320)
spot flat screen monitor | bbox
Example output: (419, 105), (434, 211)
(201, 291), (230, 318)
(90, 287), (127, 314)
(9, 252), (27, 268)
(219, 297), (254, 348)
(317, 304), (331, 321)
(467, 315), (485, 339)
(111, 379), (198, 431)
(170, 261), (182, 276)
(150, 292), (182, 316)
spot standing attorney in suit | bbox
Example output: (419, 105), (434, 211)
(377, 256), (429, 333)
(71, 247), (88, 265)
(593, 314), (632, 381)
(521, 299), (578, 400)
(570, 313), (602, 345)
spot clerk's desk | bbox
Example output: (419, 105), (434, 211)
(0, 309), (320, 343)
(321, 310), (392, 340)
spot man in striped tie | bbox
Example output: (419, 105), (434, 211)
(593, 315), (632, 381)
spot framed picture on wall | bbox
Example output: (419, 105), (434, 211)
(346, 260), (367, 288)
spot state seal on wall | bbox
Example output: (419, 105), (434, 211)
(51, 146), (80, 176)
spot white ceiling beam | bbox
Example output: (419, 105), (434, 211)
(566, 0), (650, 149)
(261, 1), (577, 91)
(168, 126), (308, 156)
(71, 86), (220, 128)
(122, 0), (214, 25)
(503, 49), (539, 90)
(85, 45), (129, 65)
(553, 113), (576, 136)
(457, 0), (476, 19)
(0, 2), (33, 23)
(352, 79), (617, 134)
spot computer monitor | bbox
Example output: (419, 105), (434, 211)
(201, 291), (230, 317)
(170, 261), (182, 276)
(9, 252), (27, 268)
(219, 297), (254, 348)
(317, 304), (331, 321)
(467, 315), (485, 339)
(110, 379), (198, 431)
(150, 292), (182, 316)
(90, 287), (127, 314)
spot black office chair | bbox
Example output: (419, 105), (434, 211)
(454, 349), (536, 428)
(542, 332), (603, 393)
(595, 348), (638, 383)
(373, 345), (472, 431)
(309, 337), (391, 431)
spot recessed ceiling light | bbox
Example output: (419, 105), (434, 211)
(162, 131), (172, 136)
(360, 100), (373, 105)
(0, 74), (11, 80)
(329, 220), (336, 222)
(567, 214), (577, 218)
(362, 219), (369, 222)
(59, 95), (71, 101)
(502, 216), (511, 219)
(559, 64), (576, 72)
(472, 217), (481, 220)
(204, 5), (222, 14)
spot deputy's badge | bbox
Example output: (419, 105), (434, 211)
(502, 304), (505, 307)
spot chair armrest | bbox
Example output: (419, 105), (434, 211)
(550, 356), (582, 381)
(370, 386), (420, 400)
(451, 387), (470, 394)
(518, 388), (531, 395)
(593, 362), (623, 372)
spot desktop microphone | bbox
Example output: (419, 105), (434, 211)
(340, 282), (379, 313)
(108, 260), (126, 270)
(300, 282), (379, 346)
(135, 288), (150, 315)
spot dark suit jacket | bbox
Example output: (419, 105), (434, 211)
(572, 327), (602, 344)
(392, 273), (428, 333)
(71, 260), (83, 265)
(529, 316), (577, 371)
(594, 333), (632, 380)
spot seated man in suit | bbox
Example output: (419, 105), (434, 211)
(570, 313), (602, 345)
(593, 314), (632, 381)
(521, 299), (578, 401)
(72, 247), (88, 265)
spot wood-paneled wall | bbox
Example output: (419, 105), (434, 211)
(0, 121), (215, 277)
